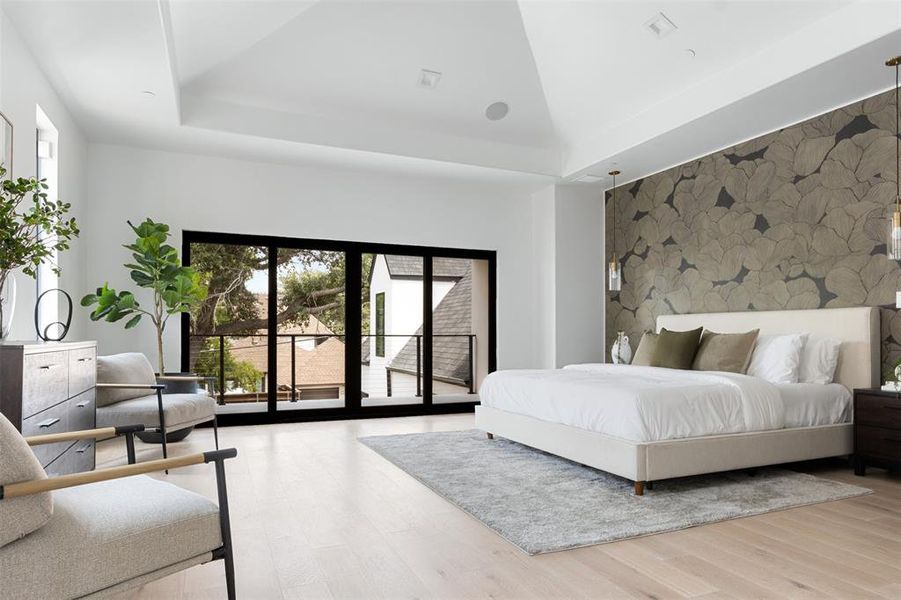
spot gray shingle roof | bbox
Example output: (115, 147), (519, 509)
(384, 255), (470, 279)
(388, 269), (472, 384)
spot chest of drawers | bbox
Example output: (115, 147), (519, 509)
(852, 388), (901, 475)
(0, 341), (98, 475)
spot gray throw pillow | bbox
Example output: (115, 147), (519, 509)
(692, 329), (760, 373)
(631, 332), (658, 366)
(0, 412), (53, 548)
(96, 353), (157, 407)
(650, 327), (703, 370)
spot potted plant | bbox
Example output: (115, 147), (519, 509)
(81, 218), (207, 378)
(0, 164), (79, 339)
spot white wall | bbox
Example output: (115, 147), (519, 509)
(530, 184), (605, 368)
(0, 10), (88, 340)
(530, 186), (556, 368)
(553, 185), (604, 367)
(82, 144), (539, 373)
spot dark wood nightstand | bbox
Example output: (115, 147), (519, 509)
(852, 388), (901, 475)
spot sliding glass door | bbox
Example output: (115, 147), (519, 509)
(182, 232), (495, 423)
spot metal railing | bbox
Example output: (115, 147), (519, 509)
(189, 332), (477, 404)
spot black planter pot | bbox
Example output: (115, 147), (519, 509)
(134, 372), (201, 444)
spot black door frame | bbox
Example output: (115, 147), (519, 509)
(181, 230), (497, 426)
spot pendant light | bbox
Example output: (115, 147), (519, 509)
(888, 56), (901, 262)
(608, 169), (622, 292)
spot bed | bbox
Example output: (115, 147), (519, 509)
(475, 307), (878, 495)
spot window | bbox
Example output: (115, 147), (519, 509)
(375, 292), (385, 357)
(35, 105), (60, 339)
(183, 230), (496, 424)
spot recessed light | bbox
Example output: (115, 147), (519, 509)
(576, 174), (604, 183)
(417, 69), (442, 89)
(140, 90), (156, 97)
(644, 12), (677, 39)
(485, 101), (509, 121)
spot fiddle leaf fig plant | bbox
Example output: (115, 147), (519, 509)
(81, 219), (207, 374)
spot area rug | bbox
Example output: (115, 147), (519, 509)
(358, 429), (870, 554)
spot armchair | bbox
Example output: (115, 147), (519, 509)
(95, 353), (219, 462)
(0, 415), (238, 600)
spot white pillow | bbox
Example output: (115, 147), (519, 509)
(799, 335), (841, 384)
(747, 334), (805, 384)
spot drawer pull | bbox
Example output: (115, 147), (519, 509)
(76, 401), (89, 408)
(38, 364), (62, 370)
(38, 417), (60, 429)
(77, 357), (93, 363)
(76, 443), (91, 454)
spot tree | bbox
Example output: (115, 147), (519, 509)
(189, 247), (374, 365)
(192, 337), (262, 394)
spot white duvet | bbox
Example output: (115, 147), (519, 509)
(478, 364), (785, 442)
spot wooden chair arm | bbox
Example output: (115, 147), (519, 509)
(96, 382), (165, 390)
(25, 425), (145, 446)
(0, 448), (237, 500)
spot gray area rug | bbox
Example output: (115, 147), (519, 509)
(359, 430), (871, 554)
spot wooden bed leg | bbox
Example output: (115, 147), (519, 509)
(634, 481), (644, 496)
(646, 481), (653, 491)
(486, 432), (494, 440)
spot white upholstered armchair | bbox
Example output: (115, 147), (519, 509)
(95, 353), (219, 461)
(0, 412), (237, 599)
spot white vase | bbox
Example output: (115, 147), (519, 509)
(611, 331), (632, 365)
(0, 272), (16, 340)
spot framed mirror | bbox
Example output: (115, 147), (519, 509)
(1, 110), (12, 180)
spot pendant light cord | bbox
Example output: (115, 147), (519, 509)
(611, 172), (616, 256)
(896, 62), (899, 207)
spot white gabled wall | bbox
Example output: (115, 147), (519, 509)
(0, 8), (88, 341)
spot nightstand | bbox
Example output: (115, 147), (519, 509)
(852, 388), (901, 476)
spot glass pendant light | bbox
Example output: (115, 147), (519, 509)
(608, 169), (622, 292)
(888, 56), (901, 260)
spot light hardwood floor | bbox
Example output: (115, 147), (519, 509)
(97, 414), (901, 600)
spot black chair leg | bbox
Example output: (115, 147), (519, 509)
(156, 388), (168, 473)
(213, 415), (220, 450)
(125, 432), (137, 465)
(214, 458), (236, 600)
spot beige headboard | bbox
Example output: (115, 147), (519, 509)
(656, 307), (880, 390)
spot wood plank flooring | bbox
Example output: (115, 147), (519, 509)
(95, 414), (901, 599)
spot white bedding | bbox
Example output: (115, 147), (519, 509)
(776, 383), (851, 428)
(479, 364), (786, 442)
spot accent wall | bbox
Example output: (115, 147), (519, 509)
(606, 88), (900, 376)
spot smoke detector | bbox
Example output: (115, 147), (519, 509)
(644, 12), (677, 39)
(417, 69), (442, 89)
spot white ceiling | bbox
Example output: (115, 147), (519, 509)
(2, 0), (899, 187)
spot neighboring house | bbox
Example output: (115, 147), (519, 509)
(366, 255), (474, 396)
(226, 297), (345, 400)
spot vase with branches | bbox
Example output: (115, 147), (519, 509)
(0, 164), (79, 339)
(81, 219), (207, 373)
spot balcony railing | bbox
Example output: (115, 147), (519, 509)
(189, 332), (477, 404)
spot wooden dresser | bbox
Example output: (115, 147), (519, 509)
(0, 341), (98, 475)
(853, 388), (901, 475)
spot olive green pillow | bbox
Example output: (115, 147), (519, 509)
(631, 332), (658, 366)
(649, 327), (703, 370)
(692, 329), (760, 373)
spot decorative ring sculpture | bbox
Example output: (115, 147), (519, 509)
(34, 288), (73, 342)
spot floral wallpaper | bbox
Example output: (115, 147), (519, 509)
(606, 88), (901, 376)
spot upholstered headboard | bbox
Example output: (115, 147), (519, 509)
(656, 307), (880, 390)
